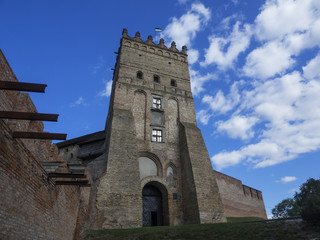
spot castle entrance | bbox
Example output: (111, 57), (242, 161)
(142, 184), (163, 226)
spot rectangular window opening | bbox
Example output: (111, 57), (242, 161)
(152, 97), (162, 109)
(152, 129), (163, 142)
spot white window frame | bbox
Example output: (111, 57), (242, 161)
(151, 127), (164, 143)
(151, 95), (163, 110)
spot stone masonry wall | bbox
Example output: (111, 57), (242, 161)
(94, 109), (142, 229)
(0, 49), (86, 239)
(96, 30), (199, 228)
(179, 122), (226, 223)
(0, 49), (53, 164)
(96, 30), (227, 227)
(214, 171), (267, 219)
(0, 121), (81, 240)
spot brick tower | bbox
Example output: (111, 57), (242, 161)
(92, 29), (226, 228)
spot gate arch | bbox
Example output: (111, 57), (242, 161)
(142, 181), (169, 226)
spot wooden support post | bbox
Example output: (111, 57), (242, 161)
(0, 111), (59, 121)
(13, 131), (67, 140)
(48, 173), (86, 178)
(55, 180), (90, 186)
(0, 81), (47, 92)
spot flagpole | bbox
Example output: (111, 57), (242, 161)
(155, 27), (162, 39)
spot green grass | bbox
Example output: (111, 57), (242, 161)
(81, 220), (320, 240)
(226, 217), (266, 223)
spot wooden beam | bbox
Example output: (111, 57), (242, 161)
(13, 131), (67, 140)
(0, 111), (59, 121)
(55, 180), (90, 186)
(48, 173), (86, 178)
(0, 81), (47, 93)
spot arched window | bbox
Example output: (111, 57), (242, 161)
(166, 166), (174, 186)
(138, 157), (158, 179)
(137, 71), (143, 79)
(170, 79), (177, 87)
(166, 163), (176, 187)
(153, 75), (160, 83)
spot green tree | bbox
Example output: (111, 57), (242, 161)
(294, 178), (320, 220)
(272, 178), (320, 220)
(272, 198), (300, 219)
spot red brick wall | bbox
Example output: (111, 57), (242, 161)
(0, 49), (53, 164)
(0, 50), (87, 240)
(214, 171), (267, 219)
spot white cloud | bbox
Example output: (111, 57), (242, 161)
(231, 0), (239, 6)
(279, 176), (297, 184)
(201, 21), (252, 69)
(220, 14), (241, 30)
(190, 68), (217, 96)
(186, 0), (320, 170)
(210, 68), (320, 170)
(202, 81), (240, 114)
(177, 0), (189, 4)
(70, 96), (87, 107)
(160, 3), (211, 49)
(242, 0), (320, 80)
(303, 52), (320, 79)
(255, 0), (318, 41)
(211, 150), (243, 170)
(243, 41), (294, 79)
(188, 49), (199, 64)
(216, 115), (258, 140)
(190, 3), (211, 22)
(196, 109), (213, 125)
(100, 80), (113, 97)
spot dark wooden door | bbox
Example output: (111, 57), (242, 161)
(142, 185), (163, 226)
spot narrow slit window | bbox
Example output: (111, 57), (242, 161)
(137, 71), (143, 79)
(152, 129), (162, 142)
(170, 79), (177, 87)
(153, 75), (160, 83)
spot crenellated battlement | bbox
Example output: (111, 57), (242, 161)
(214, 170), (267, 219)
(121, 28), (188, 63)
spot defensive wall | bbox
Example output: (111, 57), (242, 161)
(214, 170), (267, 219)
(0, 49), (90, 240)
(0, 28), (267, 238)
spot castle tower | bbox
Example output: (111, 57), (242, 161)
(94, 29), (226, 228)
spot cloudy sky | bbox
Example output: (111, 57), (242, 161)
(1, 0), (319, 218)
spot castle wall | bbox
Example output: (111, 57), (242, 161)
(214, 171), (267, 219)
(95, 32), (199, 228)
(0, 50), (52, 164)
(0, 50), (89, 240)
(95, 109), (142, 229)
(95, 31), (227, 228)
(179, 123), (226, 223)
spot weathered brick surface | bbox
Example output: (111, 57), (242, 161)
(0, 49), (54, 164)
(179, 122), (226, 223)
(54, 29), (267, 230)
(92, 30), (227, 228)
(0, 29), (268, 236)
(214, 171), (267, 219)
(95, 109), (142, 229)
(0, 49), (90, 240)
(0, 120), (81, 240)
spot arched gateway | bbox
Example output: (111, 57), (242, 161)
(142, 182), (169, 227)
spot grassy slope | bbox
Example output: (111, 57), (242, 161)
(82, 220), (320, 240)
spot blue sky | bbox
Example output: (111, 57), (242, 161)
(1, 0), (319, 218)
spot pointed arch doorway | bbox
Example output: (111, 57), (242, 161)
(142, 182), (169, 227)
